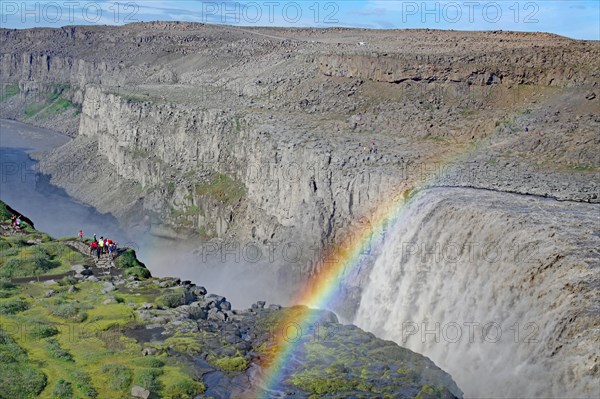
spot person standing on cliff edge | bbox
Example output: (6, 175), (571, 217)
(79, 230), (83, 242)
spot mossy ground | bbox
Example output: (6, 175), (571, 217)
(0, 278), (206, 398)
(0, 201), (205, 399)
(0, 201), (459, 398)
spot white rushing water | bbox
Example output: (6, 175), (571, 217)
(354, 188), (600, 398)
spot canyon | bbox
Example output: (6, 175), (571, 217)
(1, 23), (599, 398)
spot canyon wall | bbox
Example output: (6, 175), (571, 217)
(1, 22), (598, 310)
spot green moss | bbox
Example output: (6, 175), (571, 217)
(0, 329), (47, 398)
(43, 98), (73, 115)
(46, 338), (74, 362)
(572, 164), (597, 172)
(416, 384), (446, 399)
(51, 378), (74, 398)
(158, 288), (189, 309)
(134, 367), (164, 393)
(0, 84), (19, 101)
(164, 335), (202, 354)
(195, 173), (245, 204)
(168, 181), (176, 195)
(0, 298), (29, 314)
(289, 370), (358, 395)
(163, 378), (206, 398)
(0, 237), (83, 279)
(99, 363), (133, 391)
(23, 102), (47, 118)
(116, 249), (150, 279)
(0, 202), (13, 221)
(50, 301), (90, 322)
(126, 266), (152, 279)
(212, 356), (248, 373)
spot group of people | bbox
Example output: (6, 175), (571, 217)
(87, 232), (119, 260)
(10, 214), (22, 229)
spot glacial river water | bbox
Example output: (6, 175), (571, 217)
(0, 119), (127, 239)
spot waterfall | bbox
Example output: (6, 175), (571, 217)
(354, 188), (600, 398)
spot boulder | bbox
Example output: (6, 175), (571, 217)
(44, 290), (56, 297)
(71, 264), (85, 274)
(220, 301), (232, 311)
(103, 296), (117, 305)
(191, 285), (207, 296)
(101, 282), (116, 294)
(207, 308), (227, 322)
(131, 385), (150, 399)
(142, 347), (158, 356)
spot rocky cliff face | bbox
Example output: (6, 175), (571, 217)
(1, 22), (598, 307)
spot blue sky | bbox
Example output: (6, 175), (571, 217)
(0, 1), (598, 39)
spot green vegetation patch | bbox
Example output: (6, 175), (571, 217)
(212, 356), (248, 373)
(52, 378), (74, 399)
(134, 367), (164, 393)
(115, 248), (151, 279)
(0, 239), (84, 279)
(163, 377), (206, 399)
(0, 84), (19, 101)
(43, 97), (74, 116)
(158, 287), (191, 309)
(46, 338), (74, 362)
(23, 102), (47, 118)
(100, 363), (133, 391)
(195, 173), (245, 204)
(0, 328), (47, 398)
(50, 299), (91, 323)
(0, 298), (29, 315)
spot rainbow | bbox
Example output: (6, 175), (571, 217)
(255, 186), (418, 397)
(254, 139), (483, 397)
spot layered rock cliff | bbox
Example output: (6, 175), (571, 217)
(1, 23), (599, 398)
